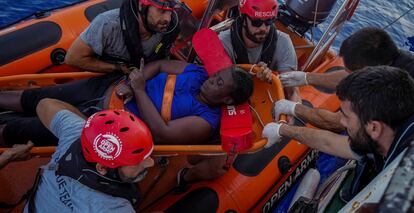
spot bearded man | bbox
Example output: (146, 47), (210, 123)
(262, 66), (414, 198)
(65, 0), (181, 73)
(218, 0), (300, 102)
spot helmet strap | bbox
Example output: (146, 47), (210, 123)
(104, 167), (123, 182)
(80, 161), (125, 183)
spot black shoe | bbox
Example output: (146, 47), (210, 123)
(174, 167), (191, 194)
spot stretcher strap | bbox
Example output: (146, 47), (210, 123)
(161, 75), (176, 122)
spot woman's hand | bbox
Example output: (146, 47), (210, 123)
(116, 84), (133, 103)
(129, 68), (147, 92)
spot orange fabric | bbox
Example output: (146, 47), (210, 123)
(161, 75), (176, 122)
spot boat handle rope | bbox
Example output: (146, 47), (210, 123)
(250, 105), (265, 128)
(223, 144), (237, 171)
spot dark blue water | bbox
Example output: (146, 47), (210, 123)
(315, 0), (414, 52)
(0, 0), (82, 28)
(1, 0), (413, 52)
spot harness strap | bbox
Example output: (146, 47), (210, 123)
(161, 75), (176, 122)
(120, 0), (180, 66)
(27, 168), (43, 213)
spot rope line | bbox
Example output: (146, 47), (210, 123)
(383, 4), (414, 30)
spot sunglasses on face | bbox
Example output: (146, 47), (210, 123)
(149, 0), (180, 11)
(247, 16), (275, 27)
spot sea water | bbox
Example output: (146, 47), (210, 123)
(316, 0), (414, 52)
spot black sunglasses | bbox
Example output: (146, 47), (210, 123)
(246, 16), (275, 27)
(149, 0), (179, 10)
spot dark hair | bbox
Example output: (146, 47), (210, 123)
(230, 66), (254, 105)
(339, 27), (399, 71)
(336, 66), (414, 130)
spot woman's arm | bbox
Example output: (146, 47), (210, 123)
(141, 60), (190, 80)
(130, 71), (212, 144)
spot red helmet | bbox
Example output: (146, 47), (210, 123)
(81, 110), (154, 168)
(140, 0), (178, 11)
(239, 0), (278, 19)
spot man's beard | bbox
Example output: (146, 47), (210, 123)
(128, 169), (149, 183)
(348, 127), (381, 156)
(147, 20), (170, 33)
(119, 168), (149, 183)
(103, 168), (148, 183)
(243, 25), (268, 44)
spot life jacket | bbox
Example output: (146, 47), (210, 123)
(383, 114), (414, 168)
(340, 153), (383, 202)
(119, 0), (180, 66)
(230, 16), (278, 66)
(55, 139), (141, 206)
(391, 49), (414, 78)
(342, 114), (414, 201)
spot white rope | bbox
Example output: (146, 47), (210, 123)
(266, 89), (274, 103)
(310, 0), (321, 45)
(313, 0), (320, 29)
(249, 105), (265, 127)
(249, 64), (257, 75)
(383, 4), (414, 30)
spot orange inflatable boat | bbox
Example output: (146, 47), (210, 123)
(0, 0), (209, 76)
(0, 62), (343, 213)
(0, 0), (360, 212)
(0, 60), (341, 212)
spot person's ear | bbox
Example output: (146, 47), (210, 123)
(223, 96), (234, 105)
(142, 157), (155, 168)
(365, 121), (383, 140)
(96, 163), (108, 176)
